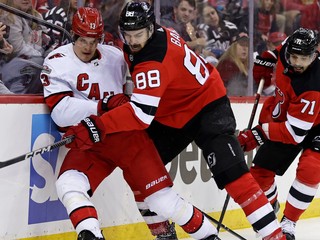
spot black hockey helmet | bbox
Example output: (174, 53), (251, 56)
(286, 28), (318, 56)
(119, 1), (155, 31)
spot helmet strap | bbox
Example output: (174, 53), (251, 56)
(148, 24), (154, 35)
(71, 32), (78, 44)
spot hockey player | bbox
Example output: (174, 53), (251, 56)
(238, 28), (320, 240)
(63, 2), (286, 240)
(41, 7), (220, 240)
(0, 22), (13, 94)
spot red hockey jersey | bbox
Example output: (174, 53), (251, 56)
(259, 44), (320, 145)
(100, 25), (227, 133)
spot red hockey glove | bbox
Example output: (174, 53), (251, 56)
(97, 93), (130, 116)
(253, 51), (277, 88)
(237, 125), (267, 152)
(63, 115), (106, 150)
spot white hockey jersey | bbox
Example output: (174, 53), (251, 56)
(41, 43), (127, 127)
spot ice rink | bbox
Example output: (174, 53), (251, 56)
(182, 217), (320, 240)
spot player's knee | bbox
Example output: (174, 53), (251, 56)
(56, 170), (91, 202)
(225, 172), (262, 203)
(144, 187), (183, 219)
(250, 165), (276, 189)
(298, 149), (320, 185)
(214, 161), (249, 189)
(201, 134), (248, 189)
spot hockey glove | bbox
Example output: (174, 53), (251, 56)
(253, 51), (277, 88)
(97, 93), (130, 116)
(63, 115), (106, 150)
(237, 125), (267, 152)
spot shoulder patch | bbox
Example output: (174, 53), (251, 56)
(48, 53), (66, 60)
(42, 65), (52, 74)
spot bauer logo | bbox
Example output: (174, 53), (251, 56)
(28, 114), (68, 224)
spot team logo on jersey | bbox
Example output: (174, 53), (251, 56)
(92, 58), (99, 66)
(272, 87), (285, 119)
(42, 65), (52, 74)
(28, 114), (68, 224)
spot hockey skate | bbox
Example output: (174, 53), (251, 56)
(77, 230), (105, 240)
(201, 234), (221, 240)
(280, 216), (296, 240)
(154, 222), (178, 240)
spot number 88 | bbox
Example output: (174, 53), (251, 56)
(135, 70), (161, 89)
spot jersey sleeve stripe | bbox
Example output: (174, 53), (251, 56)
(131, 93), (160, 107)
(132, 101), (157, 116)
(285, 122), (306, 143)
(129, 102), (154, 125)
(130, 93), (160, 122)
(287, 113), (313, 141)
(287, 113), (313, 131)
(44, 91), (73, 111)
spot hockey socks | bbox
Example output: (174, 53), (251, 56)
(225, 173), (285, 239)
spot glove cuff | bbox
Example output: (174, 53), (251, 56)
(97, 95), (112, 116)
(252, 125), (267, 146)
(254, 55), (277, 68)
(263, 84), (276, 95)
(81, 117), (102, 143)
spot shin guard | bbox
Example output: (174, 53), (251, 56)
(225, 173), (284, 239)
(136, 201), (174, 236)
(145, 188), (217, 239)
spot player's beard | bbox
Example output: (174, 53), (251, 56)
(129, 44), (143, 53)
(290, 53), (316, 74)
(128, 30), (152, 53)
(293, 66), (305, 73)
(291, 63), (309, 73)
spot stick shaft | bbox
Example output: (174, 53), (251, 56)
(0, 136), (74, 169)
(0, 2), (72, 41)
(202, 212), (247, 239)
(247, 78), (265, 129)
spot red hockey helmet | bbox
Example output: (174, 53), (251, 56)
(72, 7), (104, 39)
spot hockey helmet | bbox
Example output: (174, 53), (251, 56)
(119, 1), (155, 31)
(286, 28), (318, 56)
(72, 7), (104, 39)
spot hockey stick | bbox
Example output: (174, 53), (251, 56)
(0, 2), (72, 41)
(0, 135), (74, 169)
(16, 58), (52, 74)
(200, 211), (246, 240)
(246, 79), (265, 131)
(216, 79), (265, 233)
